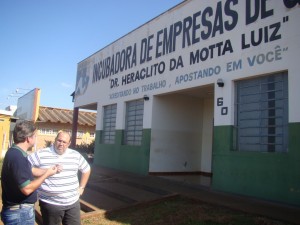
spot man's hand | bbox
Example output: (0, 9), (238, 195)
(21, 165), (59, 196)
(56, 164), (63, 173)
(45, 166), (58, 177)
(78, 187), (84, 196)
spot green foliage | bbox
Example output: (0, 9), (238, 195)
(75, 140), (95, 154)
(44, 140), (52, 147)
(74, 140), (95, 164)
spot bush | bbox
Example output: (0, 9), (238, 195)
(44, 140), (52, 147)
(74, 140), (95, 164)
(75, 140), (94, 155)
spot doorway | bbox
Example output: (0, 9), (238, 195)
(149, 85), (214, 187)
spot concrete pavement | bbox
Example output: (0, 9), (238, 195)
(78, 165), (300, 225)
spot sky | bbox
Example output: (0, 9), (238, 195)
(0, 0), (183, 110)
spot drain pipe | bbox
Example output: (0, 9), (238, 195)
(71, 107), (79, 148)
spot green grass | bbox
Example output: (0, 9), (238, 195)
(82, 196), (290, 225)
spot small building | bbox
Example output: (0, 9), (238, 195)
(1, 104), (96, 153)
(0, 113), (12, 158)
(0, 106), (17, 158)
(12, 88), (96, 150)
(35, 106), (96, 150)
(73, 0), (300, 206)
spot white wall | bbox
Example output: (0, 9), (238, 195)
(201, 98), (214, 173)
(150, 94), (212, 172)
(77, 1), (300, 126)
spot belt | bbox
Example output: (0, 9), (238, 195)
(5, 203), (34, 210)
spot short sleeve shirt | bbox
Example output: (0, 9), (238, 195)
(28, 146), (91, 206)
(1, 145), (37, 207)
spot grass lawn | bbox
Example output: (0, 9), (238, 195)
(0, 159), (293, 225)
(81, 195), (291, 225)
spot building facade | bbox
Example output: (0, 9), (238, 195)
(74, 0), (300, 206)
(0, 114), (12, 158)
(35, 106), (96, 150)
(0, 106), (17, 158)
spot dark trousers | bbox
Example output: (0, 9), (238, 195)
(39, 200), (81, 225)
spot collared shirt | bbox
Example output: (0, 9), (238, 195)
(28, 146), (90, 206)
(1, 145), (37, 207)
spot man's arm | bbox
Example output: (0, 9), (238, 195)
(32, 167), (47, 177)
(21, 166), (58, 196)
(78, 169), (91, 195)
(32, 165), (63, 177)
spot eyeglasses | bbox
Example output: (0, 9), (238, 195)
(56, 139), (69, 145)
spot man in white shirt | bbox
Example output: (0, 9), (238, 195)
(28, 131), (91, 225)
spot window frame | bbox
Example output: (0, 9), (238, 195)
(102, 104), (117, 144)
(124, 99), (144, 146)
(234, 72), (288, 152)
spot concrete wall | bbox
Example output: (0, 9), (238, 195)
(150, 94), (213, 173)
(212, 123), (300, 206)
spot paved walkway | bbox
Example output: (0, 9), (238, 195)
(80, 165), (300, 225)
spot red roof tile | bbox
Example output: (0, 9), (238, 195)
(37, 106), (96, 126)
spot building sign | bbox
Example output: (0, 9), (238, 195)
(16, 88), (40, 121)
(75, 0), (299, 104)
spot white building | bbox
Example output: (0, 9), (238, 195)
(74, 0), (300, 206)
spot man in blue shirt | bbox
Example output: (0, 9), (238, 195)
(1, 120), (58, 225)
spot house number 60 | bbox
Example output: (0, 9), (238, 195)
(217, 97), (228, 115)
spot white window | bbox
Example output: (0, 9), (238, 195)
(102, 104), (117, 144)
(38, 129), (58, 135)
(235, 72), (288, 152)
(77, 131), (84, 138)
(124, 99), (144, 146)
(39, 129), (47, 134)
